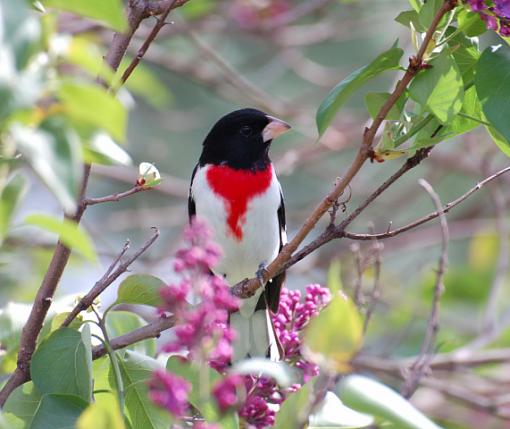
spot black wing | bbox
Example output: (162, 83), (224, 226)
(188, 164), (199, 222)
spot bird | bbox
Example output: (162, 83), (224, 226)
(188, 108), (291, 362)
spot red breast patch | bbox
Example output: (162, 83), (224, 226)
(206, 165), (273, 240)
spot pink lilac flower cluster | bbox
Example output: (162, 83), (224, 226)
(466, 0), (510, 35)
(274, 285), (331, 382)
(210, 284), (331, 429)
(149, 219), (239, 418)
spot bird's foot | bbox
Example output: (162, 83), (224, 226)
(256, 263), (268, 289)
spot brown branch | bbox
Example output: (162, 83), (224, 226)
(230, 0), (454, 298)
(0, 0), (187, 406)
(61, 228), (160, 327)
(119, 0), (180, 86)
(92, 315), (175, 359)
(401, 179), (449, 398)
(343, 165), (510, 241)
(144, 0), (190, 17)
(83, 184), (149, 206)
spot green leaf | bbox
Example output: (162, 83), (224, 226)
(59, 82), (127, 142)
(337, 375), (442, 429)
(31, 327), (93, 403)
(106, 311), (156, 357)
(3, 382), (42, 429)
(316, 46), (404, 136)
(0, 303), (34, 373)
(408, 0), (421, 12)
(166, 356), (221, 421)
(457, 9), (487, 37)
(116, 274), (164, 307)
(395, 10), (425, 32)
(365, 92), (406, 121)
(231, 358), (297, 388)
(418, 0), (443, 29)
(116, 351), (172, 429)
(12, 120), (83, 213)
(42, 0), (126, 32)
(409, 49), (464, 123)
(25, 214), (96, 262)
(93, 357), (114, 393)
(29, 394), (88, 429)
(475, 46), (510, 144)
(327, 261), (343, 294)
(309, 391), (374, 428)
(76, 393), (126, 429)
(413, 85), (481, 148)
(485, 125), (510, 158)
(304, 292), (363, 372)
(273, 382), (311, 429)
(0, 173), (27, 241)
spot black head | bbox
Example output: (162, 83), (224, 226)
(199, 108), (291, 170)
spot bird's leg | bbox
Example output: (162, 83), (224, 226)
(256, 262), (269, 289)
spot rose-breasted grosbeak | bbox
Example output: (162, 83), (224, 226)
(188, 108), (291, 362)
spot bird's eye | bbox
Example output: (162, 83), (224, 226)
(240, 126), (253, 137)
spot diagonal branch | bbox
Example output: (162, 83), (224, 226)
(61, 228), (160, 327)
(231, 0), (457, 300)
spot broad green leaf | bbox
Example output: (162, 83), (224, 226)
(413, 86), (482, 148)
(29, 394), (88, 429)
(365, 92), (406, 121)
(12, 120), (83, 213)
(309, 391), (374, 428)
(485, 125), (510, 158)
(337, 375), (442, 429)
(116, 274), (164, 307)
(31, 327), (93, 403)
(116, 350), (172, 429)
(0, 412), (8, 429)
(25, 214), (96, 262)
(304, 292), (363, 372)
(42, 0), (126, 32)
(409, 49), (464, 123)
(418, 0), (443, 29)
(166, 356), (220, 421)
(0, 173), (27, 240)
(231, 358), (297, 388)
(457, 9), (487, 37)
(59, 82), (127, 142)
(316, 46), (404, 136)
(273, 382), (311, 429)
(3, 382), (42, 429)
(475, 46), (510, 144)
(395, 10), (425, 32)
(93, 357), (113, 393)
(76, 393), (125, 429)
(106, 311), (156, 357)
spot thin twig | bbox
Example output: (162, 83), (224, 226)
(401, 179), (449, 398)
(343, 166), (510, 241)
(83, 185), (149, 206)
(61, 228), (160, 327)
(231, 0), (456, 299)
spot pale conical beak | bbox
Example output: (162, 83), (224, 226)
(262, 115), (291, 142)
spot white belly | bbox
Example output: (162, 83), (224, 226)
(191, 164), (281, 285)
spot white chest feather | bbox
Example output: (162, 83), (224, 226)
(191, 164), (282, 285)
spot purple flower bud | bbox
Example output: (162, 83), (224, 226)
(212, 374), (245, 412)
(148, 369), (191, 417)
